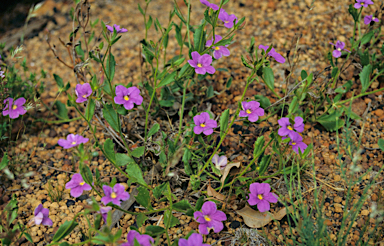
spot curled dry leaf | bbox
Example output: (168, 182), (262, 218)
(220, 162), (241, 185)
(236, 205), (292, 228)
(207, 184), (227, 201)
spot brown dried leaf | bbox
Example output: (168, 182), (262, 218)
(207, 184), (227, 201)
(220, 162), (241, 185)
(236, 205), (290, 228)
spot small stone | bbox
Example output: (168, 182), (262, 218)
(371, 194), (378, 201)
(334, 175), (341, 182)
(76, 194), (89, 201)
(361, 210), (369, 216)
(229, 221), (240, 229)
(324, 219), (332, 226)
(374, 109), (384, 117)
(68, 127), (77, 133)
(66, 200), (76, 206)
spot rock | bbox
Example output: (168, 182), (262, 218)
(66, 200), (76, 206)
(361, 210), (369, 216)
(76, 194), (89, 202)
(229, 221), (240, 229)
(334, 175), (341, 182)
(374, 109), (384, 117)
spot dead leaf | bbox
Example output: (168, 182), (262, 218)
(207, 184), (227, 201)
(220, 162), (241, 185)
(236, 205), (292, 228)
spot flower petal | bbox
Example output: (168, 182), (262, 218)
(201, 201), (217, 215)
(257, 200), (271, 213)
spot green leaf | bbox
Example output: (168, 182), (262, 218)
(263, 67), (274, 91)
(317, 110), (345, 132)
(135, 187), (151, 209)
(219, 109), (229, 138)
(116, 153), (136, 166)
(174, 22), (183, 47)
(348, 4), (359, 21)
(331, 67), (339, 78)
(258, 154), (271, 176)
(164, 210), (180, 228)
(157, 71), (177, 88)
(85, 99), (95, 122)
(358, 49), (370, 66)
(23, 233), (33, 243)
(136, 214), (148, 228)
(360, 31), (374, 45)
(106, 53), (116, 82)
(288, 96), (298, 114)
(206, 85), (214, 98)
(80, 164), (93, 185)
(138, 3), (144, 15)
(173, 200), (193, 212)
(378, 139), (384, 152)
(126, 163), (147, 187)
(0, 153), (9, 171)
(153, 182), (167, 200)
(301, 70), (308, 80)
(253, 136), (265, 157)
(360, 64), (372, 93)
(52, 220), (79, 242)
(146, 15), (153, 30)
(131, 146), (145, 158)
(254, 95), (271, 109)
(102, 103), (120, 132)
(54, 74), (64, 89)
(145, 226), (165, 237)
(193, 23), (205, 52)
(103, 138), (116, 164)
(55, 101), (69, 119)
(147, 123), (160, 138)
(195, 196), (204, 211)
(226, 77), (232, 88)
(214, 35), (234, 47)
(241, 54), (253, 69)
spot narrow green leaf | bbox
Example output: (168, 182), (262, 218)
(360, 64), (372, 93)
(116, 153), (136, 166)
(145, 226), (165, 236)
(0, 153), (9, 171)
(136, 214), (148, 228)
(148, 123), (160, 138)
(55, 101), (69, 119)
(378, 139), (384, 152)
(103, 138), (116, 164)
(54, 74), (64, 89)
(219, 109), (229, 138)
(263, 67), (274, 91)
(85, 99), (95, 122)
(135, 187), (151, 209)
(106, 53), (116, 82)
(102, 103), (120, 132)
(126, 163), (147, 187)
(157, 71), (177, 88)
(173, 200), (193, 212)
(52, 220), (79, 242)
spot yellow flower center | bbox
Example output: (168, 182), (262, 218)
(287, 126), (293, 131)
(200, 123), (206, 127)
(337, 48), (342, 51)
(82, 95), (87, 98)
(373, 17), (376, 21)
(124, 95), (129, 101)
(225, 21), (229, 23)
(197, 63), (202, 68)
(246, 109), (252, 114)
(12, 105), (17, 110)
(71, 141), (77, 145)
(204, 216), (211, 222)
(111, 192), (117, 199)
(80, 182), (85, 186)
(258, 194), (263, 200)
(361, 2), (364, 5)
(292, 142), (296, 145)
(215, 47), (220, 50)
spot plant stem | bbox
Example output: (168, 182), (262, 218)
(111, 204), (170, 216)
(174, 79), (191, 146)
(337, 86), (384, 105)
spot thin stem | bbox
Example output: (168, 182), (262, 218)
(337, 86), (384, 105)
(186, 0), (192, 48)
(111, 204), (170, 216)
(174, 79), (191, 146)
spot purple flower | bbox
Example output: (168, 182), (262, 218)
(289, 133), (307, 154)
(98, 206), (112, 223)
(354, 0), (374, 9)
(101, 183), (130, 206)
(364, 15), (379, 25)
(58, 134), (89, 149)
(193, 112), (217, 135)
(329, 41), (351, 58)
(0, 69), (4, 78)
(188, 51), (215, 75)
(106, 24), (128, 34)
(2, 97), (27, 119)
(239, 101), (264, 122)
(277, 117), (304, 139)
(205, 35), (230, 60)
(75, 83), (92, 103)
(121, 230), (154, 246)
(212, 154), (227, 170)
(248, 183), (278, 213)
(65, 173), (92, 198)
(114, 85), (143, 110)
(34, 204), (53, 226)
(200, 0), (219, 10)
(218, 9), (238, 28)
(258, 45), (286, 64)
(193, 201), (226, 235)
(179, 233), (210, 246)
